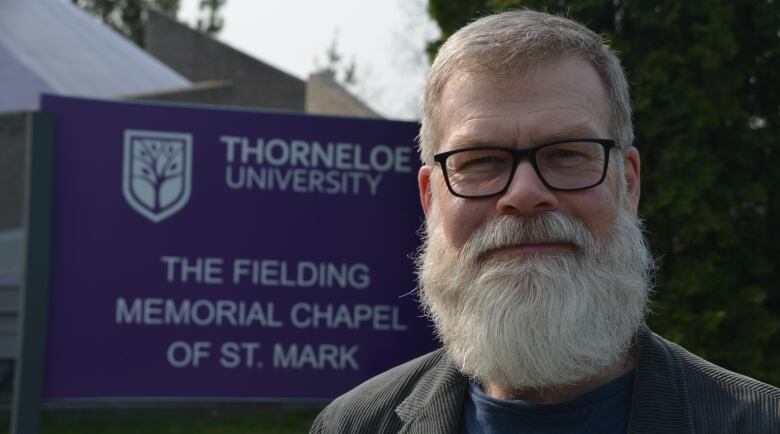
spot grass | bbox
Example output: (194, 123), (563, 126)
(0, 404), (323, 434)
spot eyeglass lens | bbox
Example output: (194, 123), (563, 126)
(443, 141), (607, 197)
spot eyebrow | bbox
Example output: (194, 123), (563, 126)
(448, 136), (498, 148)
(532, 123), (602, 143)
(443, 121), (606, 153)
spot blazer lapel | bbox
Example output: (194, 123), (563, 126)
(629, 327), (696, 434)
(392, 327), (695, 433)
(395, 351), (468, 434)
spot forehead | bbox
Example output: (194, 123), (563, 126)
(437, 56), (612, 152)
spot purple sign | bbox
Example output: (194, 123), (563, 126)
(40, 95), (436, 400)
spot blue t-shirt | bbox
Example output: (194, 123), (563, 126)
(460, 371), (634, 434)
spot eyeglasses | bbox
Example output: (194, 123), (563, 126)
(433, 139), (616, 198)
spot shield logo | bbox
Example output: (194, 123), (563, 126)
(122, 130), (193, 223)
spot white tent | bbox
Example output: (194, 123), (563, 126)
(0, 0), (190, 112)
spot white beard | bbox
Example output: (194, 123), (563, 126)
(415, 203), (654, 391)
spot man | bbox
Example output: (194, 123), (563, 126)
(311, 10), (780, 434)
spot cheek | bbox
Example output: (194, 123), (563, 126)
(560, 187), (620, 239)
(433, 180), (493, 248)
(431, 177), (622, 247)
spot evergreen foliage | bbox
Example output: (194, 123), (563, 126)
(315, 30), (358, 86)
(72, 0), (225, 47)
(427, 0), (780, 386)
(195, 0), (226, 35)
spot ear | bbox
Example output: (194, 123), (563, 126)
(418, 165), (433, 217)
(622, 146), (641, 214)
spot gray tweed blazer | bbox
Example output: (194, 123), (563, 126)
(311, 327), (780, 433)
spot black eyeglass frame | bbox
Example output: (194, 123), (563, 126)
(433, 138), (617, 199)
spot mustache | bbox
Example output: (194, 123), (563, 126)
(459, 213), (598, 260)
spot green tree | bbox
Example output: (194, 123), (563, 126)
(315, 30), (358, 86)
(195, 0), (226, 35)
(72, 0), (226, 47)
(427, 0), (780, 386)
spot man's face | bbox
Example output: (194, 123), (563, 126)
(418, 56), (640, 248)
(415, 56), (650, 390)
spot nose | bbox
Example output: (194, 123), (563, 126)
(496, 161), (558, 217)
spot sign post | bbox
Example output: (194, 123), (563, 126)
(11, 113), (54, 434)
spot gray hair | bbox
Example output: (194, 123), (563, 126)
(419, 10), (633, 165)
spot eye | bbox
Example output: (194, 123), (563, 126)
(539, 143), (599, 160)
(448, 150), (511, 172)
(546, 149), (588, 159)
(461, 155), (503, 169)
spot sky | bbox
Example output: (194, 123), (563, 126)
(178, 0), (441, 120)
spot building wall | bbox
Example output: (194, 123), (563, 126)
(145, 11), (306, 111)
(0, 113), (26, 362)
(305, 72), (380, 118)
(133, 80), (236, 107)
(0, 113), (27, 231)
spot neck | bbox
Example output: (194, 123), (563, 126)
(481, 348), (635, 404)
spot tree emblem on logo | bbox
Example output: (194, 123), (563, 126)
(122, 130), (192, 223)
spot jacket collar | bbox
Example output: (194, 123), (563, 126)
(394, 349), (468, 434)
(393, 326), (696, 434)
(629, 326), (695, 433)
